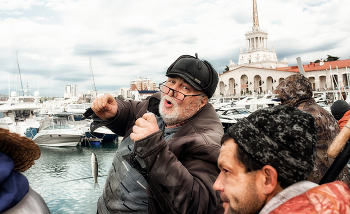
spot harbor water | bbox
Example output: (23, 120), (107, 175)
(23, 141), (120, 214)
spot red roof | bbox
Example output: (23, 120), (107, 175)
(275, 59), (350, 72)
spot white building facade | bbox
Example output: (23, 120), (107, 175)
(64, 85), (78, 99)
(214, 0), (350, 101)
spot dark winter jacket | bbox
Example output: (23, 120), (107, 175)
(275, 74), (350, 186)
(90, 92), (224, 214)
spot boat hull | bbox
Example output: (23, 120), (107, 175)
(85, 132), (118, 143)
(33, 132), (83, 147)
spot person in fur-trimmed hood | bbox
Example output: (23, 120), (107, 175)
(274, 73), (350, 186)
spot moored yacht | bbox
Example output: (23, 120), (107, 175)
(0, 91), (42, 137)
(32, 112), (87, 146)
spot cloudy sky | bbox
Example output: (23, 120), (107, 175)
(0, 0), (349, 97)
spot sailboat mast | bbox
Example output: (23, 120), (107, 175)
(8, 77), (10, 100)
(90, 57), (97, 100)
(16, 51), (24, 96)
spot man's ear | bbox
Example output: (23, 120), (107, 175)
(259, 165), (279, 195)
(200, 96), (208, 108)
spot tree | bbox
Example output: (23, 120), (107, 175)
(117, 95), (124, 100)
(314, 55), (339, 63)
(326, 55), (340, 62)
(225, 65), (229, 72)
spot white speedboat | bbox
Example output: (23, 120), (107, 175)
(33, 113), (87, 147)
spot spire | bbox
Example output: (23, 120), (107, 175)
(253, 0), (259, 27)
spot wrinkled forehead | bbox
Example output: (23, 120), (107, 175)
(166, 76), (199, 91)
(218, 139), (240, 167)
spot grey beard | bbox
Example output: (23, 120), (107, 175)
(159, 95), (201, 126)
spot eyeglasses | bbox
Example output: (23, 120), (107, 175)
(159, 82), (204, 101)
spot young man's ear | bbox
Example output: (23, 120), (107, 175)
(258, 165), (279, 195)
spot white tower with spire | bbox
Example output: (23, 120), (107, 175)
(232, 0), (288, 69)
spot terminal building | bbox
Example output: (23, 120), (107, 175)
(214, 0), (350, 101)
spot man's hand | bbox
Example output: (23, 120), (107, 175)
(91, 94), (118, 120)
(130, 113), (159, 142)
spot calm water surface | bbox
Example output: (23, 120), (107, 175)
(23, 141), (119, 214)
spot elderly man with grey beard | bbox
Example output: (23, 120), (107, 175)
(86, 54), (224, 214)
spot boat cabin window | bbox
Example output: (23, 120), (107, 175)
(236, 109), (250, 114)
(45, 118), (70, 130)
(14, 110), (31, 121)
(0, 113), (3, 118)
(68, 114), (84, 122)
(225, 110), (239, 116)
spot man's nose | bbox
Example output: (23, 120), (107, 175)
(213, 172), (224, 191)
(168, 88), (175, 97)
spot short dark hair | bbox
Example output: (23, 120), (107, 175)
(221, 133), (290, 188)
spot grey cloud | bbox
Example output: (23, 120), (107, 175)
(305, 2), (328, 7)
(231, 12), (250, 25)
(55, 76), (87, 83)
(104, 58), (136, 67)
(275, 41), (340, 60)
(0, 5), (61, 24)
(271, 20), (282, 26)
(73, 45), (116, 56)
(181, 37), (198, 44)
(121, 27), (155, 36)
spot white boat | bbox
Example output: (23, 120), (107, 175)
(63, 103), (91, 113)
(84, 125), (118, 143)
(210, 96), (243, 110)
(233, 93), (280, 112)
(0, 52), (44, 137)
(216, 107), (251, 130)
(32, 113), (87, 146)
(0, 91), (42, 137)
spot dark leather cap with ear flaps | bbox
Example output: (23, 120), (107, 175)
(166, 55), (219, 98)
